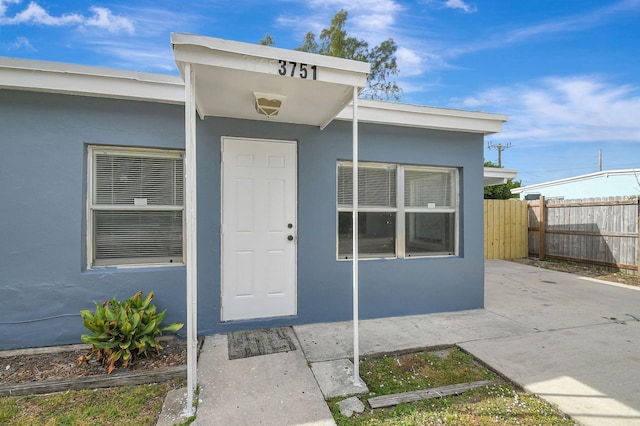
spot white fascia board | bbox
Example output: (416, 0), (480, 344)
(171, 33), (371, 76)
(512, 169), (640, 194)
(0, 57), (184, 104)
(337, 99), (508, 135)
(484, 167), (518, 179)
(484, 167), (518, 186)
(172, 45), (368, 88)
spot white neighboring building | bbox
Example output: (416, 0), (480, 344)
(512, 169), (640, 200)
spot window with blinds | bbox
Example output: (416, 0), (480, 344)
(337, 163), (398, 258)
(337, 161), (458, 259)
(88, 147), (185, 267)
(337, 164), (397, 208)
(404, 167), (457, 256)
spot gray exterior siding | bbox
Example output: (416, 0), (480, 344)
(1, 89), (485, 349)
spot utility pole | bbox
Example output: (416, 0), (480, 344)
(598, 149), (602, 171)
(487, 141), (512, 167)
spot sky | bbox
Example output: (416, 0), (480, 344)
(1, 0), (639, 186)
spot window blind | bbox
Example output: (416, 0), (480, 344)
(94, 154), (184, 206)
(337, 163), (397, 208)
(90, 148), (185, 267)
(404, 170), (452, 208)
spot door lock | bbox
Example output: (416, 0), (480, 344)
(287, 235), (294, 241)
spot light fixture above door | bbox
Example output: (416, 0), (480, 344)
(253, 92), (285, 118)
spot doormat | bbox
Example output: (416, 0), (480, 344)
(227, 327), (297, 360)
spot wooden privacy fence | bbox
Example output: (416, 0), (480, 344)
(484, 199), (528, 259)
(528, 196), (639, 271)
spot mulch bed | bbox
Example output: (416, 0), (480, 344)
(0, 337), (187, 388)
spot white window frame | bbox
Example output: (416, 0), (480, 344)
(87, 145), (185, 269)
(337, 161), (398, 259)
(337, 161), (459, 260)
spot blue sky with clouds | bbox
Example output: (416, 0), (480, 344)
(1, 0), (639, 186)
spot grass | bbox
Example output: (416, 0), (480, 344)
(330, 347), (576, 426)
(1, 347), (574, 425)
(0, 381), (177, 426)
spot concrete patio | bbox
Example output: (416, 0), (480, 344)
(161, 260), (640, 426)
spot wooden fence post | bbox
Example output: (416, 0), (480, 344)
(637, 198), (640, 276)
(539, 196), (546, 261)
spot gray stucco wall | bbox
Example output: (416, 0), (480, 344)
(0, 90), (187, 349)
(0, 89), (485, 349)
(197, 117), (485, 335)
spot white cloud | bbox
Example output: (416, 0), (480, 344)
(0, 2), (206, 73)
(0, 2), (134, 35)
(443, 0), (476, 13)
(308, 0), (402, 16)
(9, 35), (35, 50)
(84, 7), (134, 35)
(0, 0), (20, 17)
(277, 0), (403, 43)
(396, 47), (423, 76)
(451, 0), (640, 56)
(2, 2), (83, 25)
(89, 40), (176, 72)
(459, 76), (640, 145)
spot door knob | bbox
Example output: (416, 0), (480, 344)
(287, 223), (293, 229)
(287, 235), (294, 241)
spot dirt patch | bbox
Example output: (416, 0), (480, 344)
(395, 353), (430, 374)
(0, 337), (186, 387)
(510, 257), (640, 287)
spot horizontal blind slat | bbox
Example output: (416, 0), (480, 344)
(94, 154), (184, 206)
(404, 170), (453, 208)
(338, 163), (396, 208)
(93, 207), (183, 262)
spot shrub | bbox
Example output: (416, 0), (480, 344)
(78, 291), (183, 374)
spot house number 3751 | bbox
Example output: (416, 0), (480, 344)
(278, 60), (317, 80)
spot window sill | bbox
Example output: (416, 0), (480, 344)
(337, 254), (458, 261)
(84, 263), (186, 273)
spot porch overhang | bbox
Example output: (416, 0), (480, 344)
(484, 167), (518, 186)
(171, 33), (370, 128)
(173, 33), (370, 413)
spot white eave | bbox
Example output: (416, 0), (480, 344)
(0, 53), (508, 135)
(338, 100), (508, 135)
(484, 167), (518, 187)
(0, 57), (184, 104)
(170, 33), (370, 128)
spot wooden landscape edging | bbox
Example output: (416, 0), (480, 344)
(0, 365), (186, 397)
(367, 380), (492, 409)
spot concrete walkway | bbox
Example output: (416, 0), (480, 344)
(463, 260), (640, 426)
(165, 260), (640, 426)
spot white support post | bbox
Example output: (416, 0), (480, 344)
(352, 86), (361, 386)
(185, 62), (198, 416)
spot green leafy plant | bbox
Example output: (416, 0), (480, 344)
(78, 291), (183, 374)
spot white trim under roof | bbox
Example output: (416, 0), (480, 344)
(511, 169), (640, 194)
(338, 100), (508, 135)
(484, 167), (518, 187)
(0, 57), (184, 104)
(0, 56), (507, 134)
(171, 33), (370, 128)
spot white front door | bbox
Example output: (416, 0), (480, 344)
(221, 137), (297, 321)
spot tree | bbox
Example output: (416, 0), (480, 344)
(259, 34), (275, 47)
(484, 161), (522, 200)
(262, 10), (402, 101)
